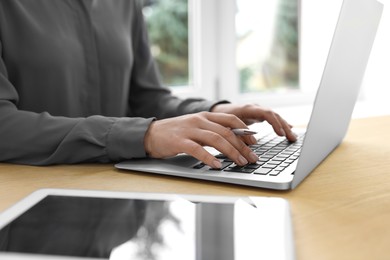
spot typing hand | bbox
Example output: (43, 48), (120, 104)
(143, 112), (259, 169)
(211, 103), (297, 142)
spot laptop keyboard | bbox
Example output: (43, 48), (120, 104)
(193, 133), (305, 176)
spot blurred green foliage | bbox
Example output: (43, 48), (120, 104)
(239, 0), (299, 92)
(142, 0), (189, 86)
(271, 0), (299, 87)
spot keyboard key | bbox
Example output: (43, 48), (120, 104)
(193, 163), (205, 169)
(249, 144), (262, 150)
(225, 166), (254, 174)
(267, 160), (281, 165)
(275, 166), (287, 171)
(245, 163), (262, 169)
(209, 161), (233, 171)
(261, 154), (274, 159)
(276, 154), (289, 159)
(258, 157), (270, 162)
(263, 164), (277, 169)
(280, 162), (291, 167)
(215, 153), (227, 159)
(269, 170), (282, 176)
(254, 168), (272, 175)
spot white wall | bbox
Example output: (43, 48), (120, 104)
(361, 0), (390, 115)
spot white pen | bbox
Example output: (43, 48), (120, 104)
(231, 128), (257, 136)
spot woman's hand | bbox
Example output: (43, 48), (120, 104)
(144, 112), (259, 169)
(211, 103), (297, 142)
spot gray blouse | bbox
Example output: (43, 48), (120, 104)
(0, 0), (216, 165)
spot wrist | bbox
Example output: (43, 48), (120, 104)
(144, 120), (156, 157)
(209, 100), (230, 113)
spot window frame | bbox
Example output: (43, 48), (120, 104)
(169, 0), (218, 100)
(216, 0), (312, 108)
(172, 0), (312, 107)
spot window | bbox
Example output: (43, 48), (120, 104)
(142, 0), (190, 87)
(142, 0), (216, 100)
(141, 1), (314, 108)
(143, 0), (348, 107)
(142, 0), (390, 119)
(236, 0), (299, 93)
(215, 0), (303, 107)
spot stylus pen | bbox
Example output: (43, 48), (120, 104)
(231, 128), (257, 136)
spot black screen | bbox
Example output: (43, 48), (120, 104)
(0, 195), (244, 259)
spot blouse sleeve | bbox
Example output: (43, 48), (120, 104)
(0, 39), (155, 165)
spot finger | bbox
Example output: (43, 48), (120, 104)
(195, 113), (258, 148)
(190, 129), (258, 165)
(197, 117), (255, 144)
(205, 115), (258, 145)
(257, 111), (295, 141)
(180, 140), (223, 169)
(238, 107), (292, 137)
(239, 134), (258, 145)
(203, 112), (248, 130)
(191, 114), (256, 150)
(275, 115), (297, 142)
(260, 110), (287, 137)
(237, 106), (284, 135)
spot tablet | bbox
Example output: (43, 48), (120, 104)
(0, 189), (295, 260)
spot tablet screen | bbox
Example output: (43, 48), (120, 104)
(0, 194), (273, 260)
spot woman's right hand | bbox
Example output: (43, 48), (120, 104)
(143, 112), (259, 169)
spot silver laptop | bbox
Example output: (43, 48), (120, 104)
(0, 189), (294, 260)
(116, 0), (383, 190)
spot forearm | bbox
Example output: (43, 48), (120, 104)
(0, 102), (154, 165)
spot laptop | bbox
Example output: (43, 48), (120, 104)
(0, 189), (294, 260)
(116, 0), (383, 190)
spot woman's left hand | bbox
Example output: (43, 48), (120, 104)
(211, 103), (297, 142)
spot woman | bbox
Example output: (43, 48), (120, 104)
(0, 0), (296, 168)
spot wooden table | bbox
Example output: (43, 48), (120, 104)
(1, 116), (390, 260)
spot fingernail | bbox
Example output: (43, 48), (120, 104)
(238, 155), (248, 166)
(212, 160), (222, 169)
(249, 152), (259, 163)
